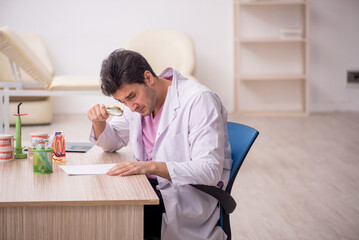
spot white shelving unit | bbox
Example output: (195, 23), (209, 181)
(234, 0), (309, 116)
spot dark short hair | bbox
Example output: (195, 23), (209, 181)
(100, 49), (157, 96)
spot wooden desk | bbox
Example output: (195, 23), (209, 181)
(0, 145), (159, 240)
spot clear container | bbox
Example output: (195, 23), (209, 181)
(33, 148), (53, 174)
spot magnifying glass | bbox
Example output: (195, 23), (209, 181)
(105, 105), (124, 116)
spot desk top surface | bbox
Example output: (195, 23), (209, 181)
(0, 145), (159, 207)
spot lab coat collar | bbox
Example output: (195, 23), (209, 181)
(159, 67), (180, 110)
(155, 67), (181, 141)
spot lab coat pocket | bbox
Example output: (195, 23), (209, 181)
(177, 186), (214, 221)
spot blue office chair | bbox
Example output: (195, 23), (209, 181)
(191, 122), (259, 239)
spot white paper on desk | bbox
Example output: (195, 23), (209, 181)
(59, 164), (116, 176)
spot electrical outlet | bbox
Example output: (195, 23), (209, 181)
(347, 71), (359, 84)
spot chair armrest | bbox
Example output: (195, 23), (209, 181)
(190, 184), (237, 215)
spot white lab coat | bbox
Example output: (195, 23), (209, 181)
(91, 68), (232, 240)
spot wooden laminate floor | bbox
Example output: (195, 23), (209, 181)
(9, 112), (359, 240)
(228, 112), (359, 240)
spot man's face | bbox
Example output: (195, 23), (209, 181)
(112, 82), (157, 116)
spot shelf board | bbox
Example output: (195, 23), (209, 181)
(239, 37), (306, 43)
(239, 74), (306, 81)
(234, 0), (309, 116)
(240, 1), (307, 6)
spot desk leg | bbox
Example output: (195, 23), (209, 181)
(0, 205), (143, 240)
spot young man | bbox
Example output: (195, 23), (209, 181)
(87, 49), (232, 240)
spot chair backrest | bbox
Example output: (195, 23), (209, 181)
(125, 30), (196, 78)
(226, 122), (259, 194)
(220, 122), (258, 239)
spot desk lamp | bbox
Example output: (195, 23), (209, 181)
(14, 102), (27, 159)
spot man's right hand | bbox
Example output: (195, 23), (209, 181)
(87, 104), (109, 122)
(87, 104), (110, 139)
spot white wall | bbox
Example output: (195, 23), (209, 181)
(1, 0), (358, 114)
(0, 0), (234, 114)
(309, 0), (359, 112)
